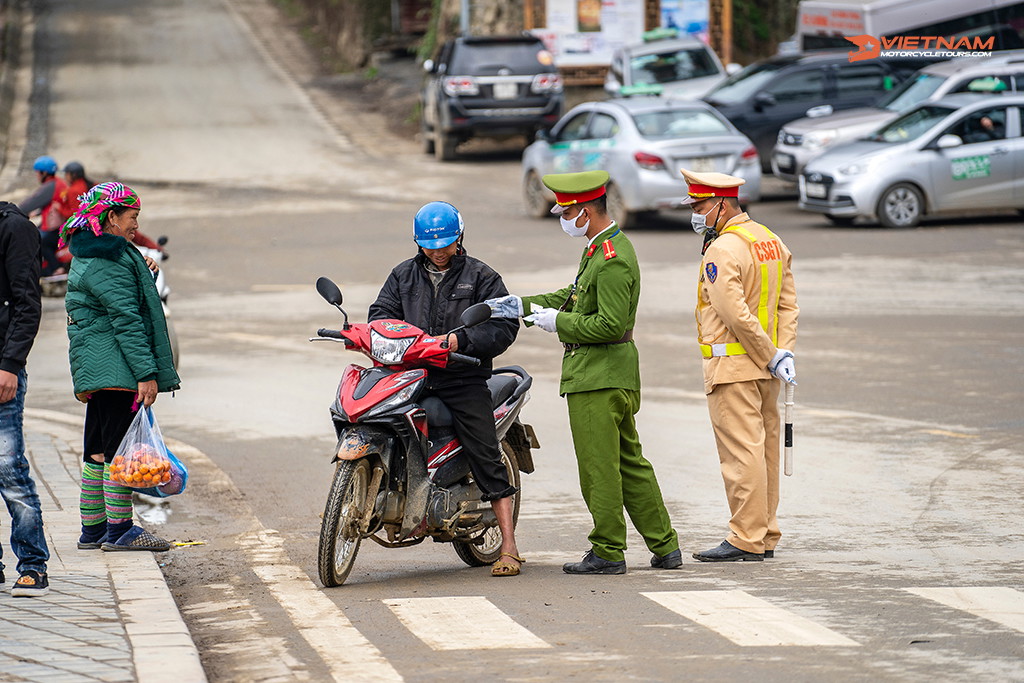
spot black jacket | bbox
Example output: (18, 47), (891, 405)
(368, 250), (518, 382)
(0, 202), (41, 374)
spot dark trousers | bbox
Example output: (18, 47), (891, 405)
(426, 378), (515, 501)
(40, 229), (61, 276)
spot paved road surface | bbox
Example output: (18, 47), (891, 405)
(9, 0), (1024, 680)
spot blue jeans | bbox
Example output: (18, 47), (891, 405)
(0, 369), (49, 574)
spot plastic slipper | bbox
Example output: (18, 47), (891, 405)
(101, 526), (170, 552)
(491, 552), (525, 577)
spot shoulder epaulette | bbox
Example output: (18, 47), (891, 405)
(603, 239), (617, 260)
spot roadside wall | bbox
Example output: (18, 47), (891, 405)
(0, 0), (24, 174)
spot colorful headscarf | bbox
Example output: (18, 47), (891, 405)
(58, 181), (141, 248)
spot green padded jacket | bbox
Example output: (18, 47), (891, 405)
(65, 230), (180, 400)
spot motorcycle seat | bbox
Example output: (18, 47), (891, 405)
(486, 374), (518, 409)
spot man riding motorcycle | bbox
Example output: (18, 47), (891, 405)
(367, 201), (525, 577)
(19, 156), (68, 278)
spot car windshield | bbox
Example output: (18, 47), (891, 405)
(450, 42), (548, 75)
(633, 109), (731, 138)
(629, 48), (719, 85)
(867, 105), (955, 142)
(880, 73), (946, 112)
(703, 61), (786, 104)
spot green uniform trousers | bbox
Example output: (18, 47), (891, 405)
(566, 387), (678, 562)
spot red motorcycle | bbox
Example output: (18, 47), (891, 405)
(311, 277), (539, 586)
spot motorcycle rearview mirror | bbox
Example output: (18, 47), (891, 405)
(443, 303), (493, 344)
(461, 302), (492, 328)
(315, 276), (350, 329)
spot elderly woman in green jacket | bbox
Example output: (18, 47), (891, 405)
(60, 182), (180, 552)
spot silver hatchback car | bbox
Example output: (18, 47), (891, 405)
(798, 94), (1024, 227)
(522, 97), (761, 227)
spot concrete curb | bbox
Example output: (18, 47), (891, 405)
(24, 408), (207, 683)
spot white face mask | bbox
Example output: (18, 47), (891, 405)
(560, 209), (589, 238)
(690, 201), (721, 235)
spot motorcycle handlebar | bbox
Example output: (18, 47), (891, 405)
(448, 352), (481, 367)
(317, 328), (344, 340)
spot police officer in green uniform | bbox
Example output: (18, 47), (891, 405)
(486, 171), (681, 574)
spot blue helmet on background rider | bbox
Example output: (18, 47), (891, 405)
(33, 155), (58, 175)
(414, 201), (464, 250)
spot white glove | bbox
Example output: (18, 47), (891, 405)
(524, 304), (558, 333)
(768, 349), (797, 385)
(483, 295), (523, 319)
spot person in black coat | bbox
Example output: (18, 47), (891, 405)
(368, 201), (524, 576)
(0, 201), (50, 595)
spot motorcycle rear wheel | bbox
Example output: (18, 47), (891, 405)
(452, 443), (521, 567)
(318, 458), (372, 587)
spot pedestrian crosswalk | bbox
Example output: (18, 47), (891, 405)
(641, 590), (861, 647)
(374, 586), (1024, 654)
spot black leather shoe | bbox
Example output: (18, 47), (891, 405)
(764, 550), (774, 558)
(692, 540), (764, 562)
(563, 550), (626, 575)
(651, 549), (683, 569)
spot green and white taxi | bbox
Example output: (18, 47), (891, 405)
(522, 96), (761, 228)
(798, 94), (1024, 227)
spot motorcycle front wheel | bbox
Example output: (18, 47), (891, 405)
(452, 443), (521, 567)
(318, 458), (372, 587)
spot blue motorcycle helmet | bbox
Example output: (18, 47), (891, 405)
(33, 155), (58, 175)
(414, 201), (464, 249)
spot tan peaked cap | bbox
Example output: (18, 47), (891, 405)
(679, 169), (745, 205)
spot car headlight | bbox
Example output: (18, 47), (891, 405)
(370, 330), (416, 365)
(839, 162), (867, 176)
(804, 129), (838, 150)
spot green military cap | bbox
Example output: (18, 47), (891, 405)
(542, 170), (610, 214)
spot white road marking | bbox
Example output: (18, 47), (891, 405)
(642, 590), (860, 647)
(906, 587), (1024, 633)
(241, 528), (403, 682)
(384, 597), (551, 651)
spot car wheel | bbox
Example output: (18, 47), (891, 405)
(522, 171), (549, 218)
(434, 128), (457, 162)
(876, 183), (924, 228)
(421, 119), (435, 155)
(606, 183), (638, 229)
(825, 214), (855, 227)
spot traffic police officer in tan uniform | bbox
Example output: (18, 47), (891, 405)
(682, 169), (799, 562)
(486, 170), (681, 574)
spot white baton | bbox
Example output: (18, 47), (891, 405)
(784, 383), (795, 476)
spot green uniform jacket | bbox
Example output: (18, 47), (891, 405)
(65, 230), (180, 399)
(523, 224), (640, 395)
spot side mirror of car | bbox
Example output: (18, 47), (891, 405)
(535, 128), (552, 142)
(423, 59), (435, 73)
(726, 63), (742, 76)
(753, 92), (777, 111)
(935, 134), (963, 150)
(806, 104), (833, 118)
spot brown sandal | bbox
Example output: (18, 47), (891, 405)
(491, 552), (525, 577)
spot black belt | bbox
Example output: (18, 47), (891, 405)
(563, 329), (633, 352)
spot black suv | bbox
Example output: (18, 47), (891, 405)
(703, 52), (941, 171)
(422, 35), (564, 161)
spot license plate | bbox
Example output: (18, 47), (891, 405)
(691, 156), (715, 172)
(805, 182), (827, 199)
(773, 152), (794, 172)
(493, 82), (518, 100)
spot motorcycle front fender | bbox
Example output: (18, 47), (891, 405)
(333, 426), (393, 473)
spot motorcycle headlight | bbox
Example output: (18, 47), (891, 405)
(370, 330), (416, 365)
(365, 381), (422, 419)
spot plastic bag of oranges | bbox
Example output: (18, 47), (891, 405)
(109, 406), (188, 497)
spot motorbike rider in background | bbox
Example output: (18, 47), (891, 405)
(18, 156), (68, 278)
(368, 201), (525, 577)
